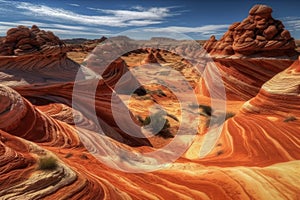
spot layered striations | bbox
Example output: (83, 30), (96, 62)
(1, 7), (300, 198)
(200, 58), (300, 166)
(0, 25), (81, 87)
(198, 4), (299, 100)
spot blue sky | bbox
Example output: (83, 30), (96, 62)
(0, 0), (299, 39)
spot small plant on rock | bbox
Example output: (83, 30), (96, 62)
(38, 156), (58, 170)
(140, 111), (173, 138)
(283, 116), (297, 122)
(206, 112), (235, 128)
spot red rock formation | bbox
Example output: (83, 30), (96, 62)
(203, 35), (217, 53)
(0, 25), (150, 147)
(1, 22), (300, 199)
(203, 5), (297, 56)
(198, 5), (299, 101)
(196, 57), (295, 100)
(141, 52), (159, 65)
(101, 58), (142, 93)
(0, 84), (81, 146)
(154, 50), (166, 62)
(0, 25), (63, 56)
(85, 42), (147, 95)
(199, 58), (300, 166)
(0, 25), (80, 86)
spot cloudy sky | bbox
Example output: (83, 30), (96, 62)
(0, 0), (299, 39)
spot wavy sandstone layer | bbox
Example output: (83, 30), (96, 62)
(85, 42), (147, 95)
(198, 4), (299, 101)
(0, 25), (150, 147)
(1, 21), (300, 199)
(196, 57), (295, 100)
(2, 77), (300, 199)
(0, 25), (81, 87)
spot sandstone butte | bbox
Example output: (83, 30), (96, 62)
(0, 4), (300, 200)
(199, 4), (299, 100)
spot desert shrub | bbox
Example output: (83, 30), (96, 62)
(225, 112), (235, 120)
(80, 154), (88, 160)
(136, 115), (144, 125)
(216, 150), (224, 156)
(189, 103), (213, 116)
(141, 111), (173, 138)
(142, 116), (151, 126)
(199, 105), (213, 116)
(64, 153), (73, 158)
(283, 116), (297, 122)
(144, 89), (167, 97)
(38, 156), (57, 170)
(133, 87), (147, 96)
(206, 112), (235, 128)
(156, 128), (174, 139)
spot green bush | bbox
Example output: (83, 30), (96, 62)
(140, 111), (173, 138)
(38, 156), (58, 170)
(142, 115), (151, 126)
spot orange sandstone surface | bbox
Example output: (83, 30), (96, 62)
(1, 5), (300, 200)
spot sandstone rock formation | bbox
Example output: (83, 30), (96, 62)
(198, 4), (299, 101)
(0, 25), (64, 56)
(203, 5), (297, 56)
(0, 25), (150, 147)
(85, 42), (147, 95)
(0, 25), (80, 87)
(222, 58), (300, 165)
(141, 52), (159, 65)
(196, 57), (295, 100)
(202, 35), (217, 53)
(154, 50), (166, 62)
(1, 20), (300, 199)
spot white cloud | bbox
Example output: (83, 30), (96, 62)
(131, 5), (145, 11)
(99, 7), (172, 20)
(9, 1), (175, 27)
(283, 17), (300, 30)
(0, 21), (47, 27)
(68, 3), (80, 7)
(126, 20), (162, 26)
(0, 21), (111, 38)
(43, 28), (109, 36)
(0, 0), (230, 39)
(144, 25), (229, 35)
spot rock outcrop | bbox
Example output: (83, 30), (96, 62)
(0, 25), (150, 147)
(198, 5), (299, 101)
(85, 42), (147, 95)
(141, 52), (159, 65)
(0, 25), (64, 56)
(0, 25), (80, 86)
(203, 35), (217, 53)
(196, 57), (295, 100)
(154, 50), (166, 62)
(1, 19), (300, 199)
(204, 5), (297, 56)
